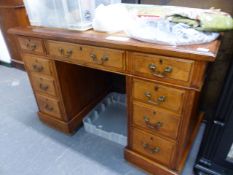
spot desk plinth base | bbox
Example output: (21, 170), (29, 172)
(125, 149), (179, 175)
(125, 112), (204, 175)
(38, 112), (78, 134)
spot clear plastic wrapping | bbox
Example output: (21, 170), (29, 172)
(126, 18), (220, 45)
(24, 0), (121, 31)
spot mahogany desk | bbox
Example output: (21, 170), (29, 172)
(9, 26), (221, 175)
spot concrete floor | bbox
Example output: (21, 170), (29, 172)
(0, 65), (204, 175)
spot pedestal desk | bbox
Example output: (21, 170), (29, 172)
(9, 27), (221, 175)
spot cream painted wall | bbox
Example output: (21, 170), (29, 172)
(0, 29), (11, 63)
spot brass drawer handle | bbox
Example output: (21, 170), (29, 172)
(59, 48), (64, 55)
(158, 96), (166, 103)
(144, 92), (166, 105)
(90, 53), (109, 65)
(142, 143), (160, 154)
(66, 49), (73, 57)
(26, 42), (37, 51)
(148, 63), (173, 78)
(144, 116), (163, 130)
(144, 91), (152, 99)
(39, 83), (49, 91)
(45, 104), (53, 112)
(101, 55), (109, 64)
(59, 48), (73, 58)
(90, 53), (98, 61)
(164, 66), (173, 73)
(32, 64), (44, 72)
(148, 63), (157, 71)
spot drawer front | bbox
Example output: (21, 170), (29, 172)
(23, 54), (53, 76)
(80, 45), (125, 71)
(31, 74), (57, 96)
(133, 79), (185, 113)
(18, 37), (44, 54)
(132, 128), (175, 167)
(133, 102), (180, 139)
(36, 94), (62, 119)
(131, 52), (194, 82)
(46, 40), (82, 60)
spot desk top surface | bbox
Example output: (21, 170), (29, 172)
(9, 26), (222, 62)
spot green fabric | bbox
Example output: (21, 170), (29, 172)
(124, 4), (233, 32)
(170, 15), (200, 28)
(198, 13), (233, 32)
(170, 14), (233, 32)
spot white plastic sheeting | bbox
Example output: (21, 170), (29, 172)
(93, 4), (130, 33)
(126, 18), (219, 46)
(93, 4), (220, 45)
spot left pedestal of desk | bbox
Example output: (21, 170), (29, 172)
(17, 36), (111, 134)
(23, 52), (71, 133)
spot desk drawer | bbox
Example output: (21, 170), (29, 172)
(130, 52), (193, 82)
(132, 127), (175, 167)
(133, 79), (185, 113)
(80, 46), (125, 71)
(36, 94), (62, 119)
(31, 74), (57, 96)
(18, 37), (44, 54)
(133, 102), (180, 139)
(23, 54), (53, 76)
(46, 40), (125, 71)
(46, 40), (82, 60)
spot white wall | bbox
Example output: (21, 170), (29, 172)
(0, 30), (11, 63)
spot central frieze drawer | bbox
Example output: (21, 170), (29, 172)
(130, 52), (194, 82)
(31, 74), (57, 96)
(79, 45), (125, 71)
(131, 127), (175, 167)
(133, 79), (185, 113)
(46, 40), (125, 71)
(46, 40), (82, 60)
(133, 102), (180, 139)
